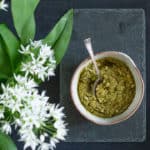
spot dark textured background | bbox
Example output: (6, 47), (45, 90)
(0, 0), (149, 150)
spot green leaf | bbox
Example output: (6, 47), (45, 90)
(0, 37), (12, 80)
(43, 16), (67, 46)
(11, 0), (39, 44)
(54, 9), (73, 64)
(0, 24), (21, 72)
(21, 15), (36, 44)
(43, 9), (74, 64)
(0, 132), (17, 150)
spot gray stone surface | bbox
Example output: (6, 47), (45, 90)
(60, 9), (146, 142)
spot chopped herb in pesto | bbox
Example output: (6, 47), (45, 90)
(78, 57), (136, 118)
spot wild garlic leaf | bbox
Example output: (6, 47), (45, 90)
(0, 37), (12, 80)
(21, 14), (36, 44)
(0, 132), (17, 150)
(53, 9), (73, 65)
(43, 16), (67, 46)
(11, 0), (39, 44)
(0, 24), (20, 73)
(43, 9), (74, 65)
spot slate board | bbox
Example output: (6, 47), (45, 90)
(60, 9), (146, 142)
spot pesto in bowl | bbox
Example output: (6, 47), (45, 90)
(78, 57), (136, 118)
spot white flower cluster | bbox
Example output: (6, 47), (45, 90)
(0, 75), (68, 150)
(19, 40), (56, 81)
(0, 0), (8, 11)
(0, 40), (67, 150)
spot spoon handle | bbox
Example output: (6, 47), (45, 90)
(84, 38), (100, 76)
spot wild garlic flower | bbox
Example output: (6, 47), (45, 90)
(0, 75), (68, 150)
(2, 122), (12, 134)
(19, 40), (56, 81)
(0, 0), (8, 11)
(18, 103), (67, 150)
(14, 74), (38, 89)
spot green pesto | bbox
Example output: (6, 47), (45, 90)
(78, 57), (136, 118)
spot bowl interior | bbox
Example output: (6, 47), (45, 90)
(71, 51), (144, 125)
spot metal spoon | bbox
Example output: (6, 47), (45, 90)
(84, 38), (103, 96)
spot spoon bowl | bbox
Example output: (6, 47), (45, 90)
(84, 38), (102, 96)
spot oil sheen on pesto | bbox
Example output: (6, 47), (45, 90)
(78, 57), (136, 118)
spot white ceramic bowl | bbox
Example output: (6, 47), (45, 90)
(70, 51), (144, 125)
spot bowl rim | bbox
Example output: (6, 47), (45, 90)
(70, 51), (144, 125)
